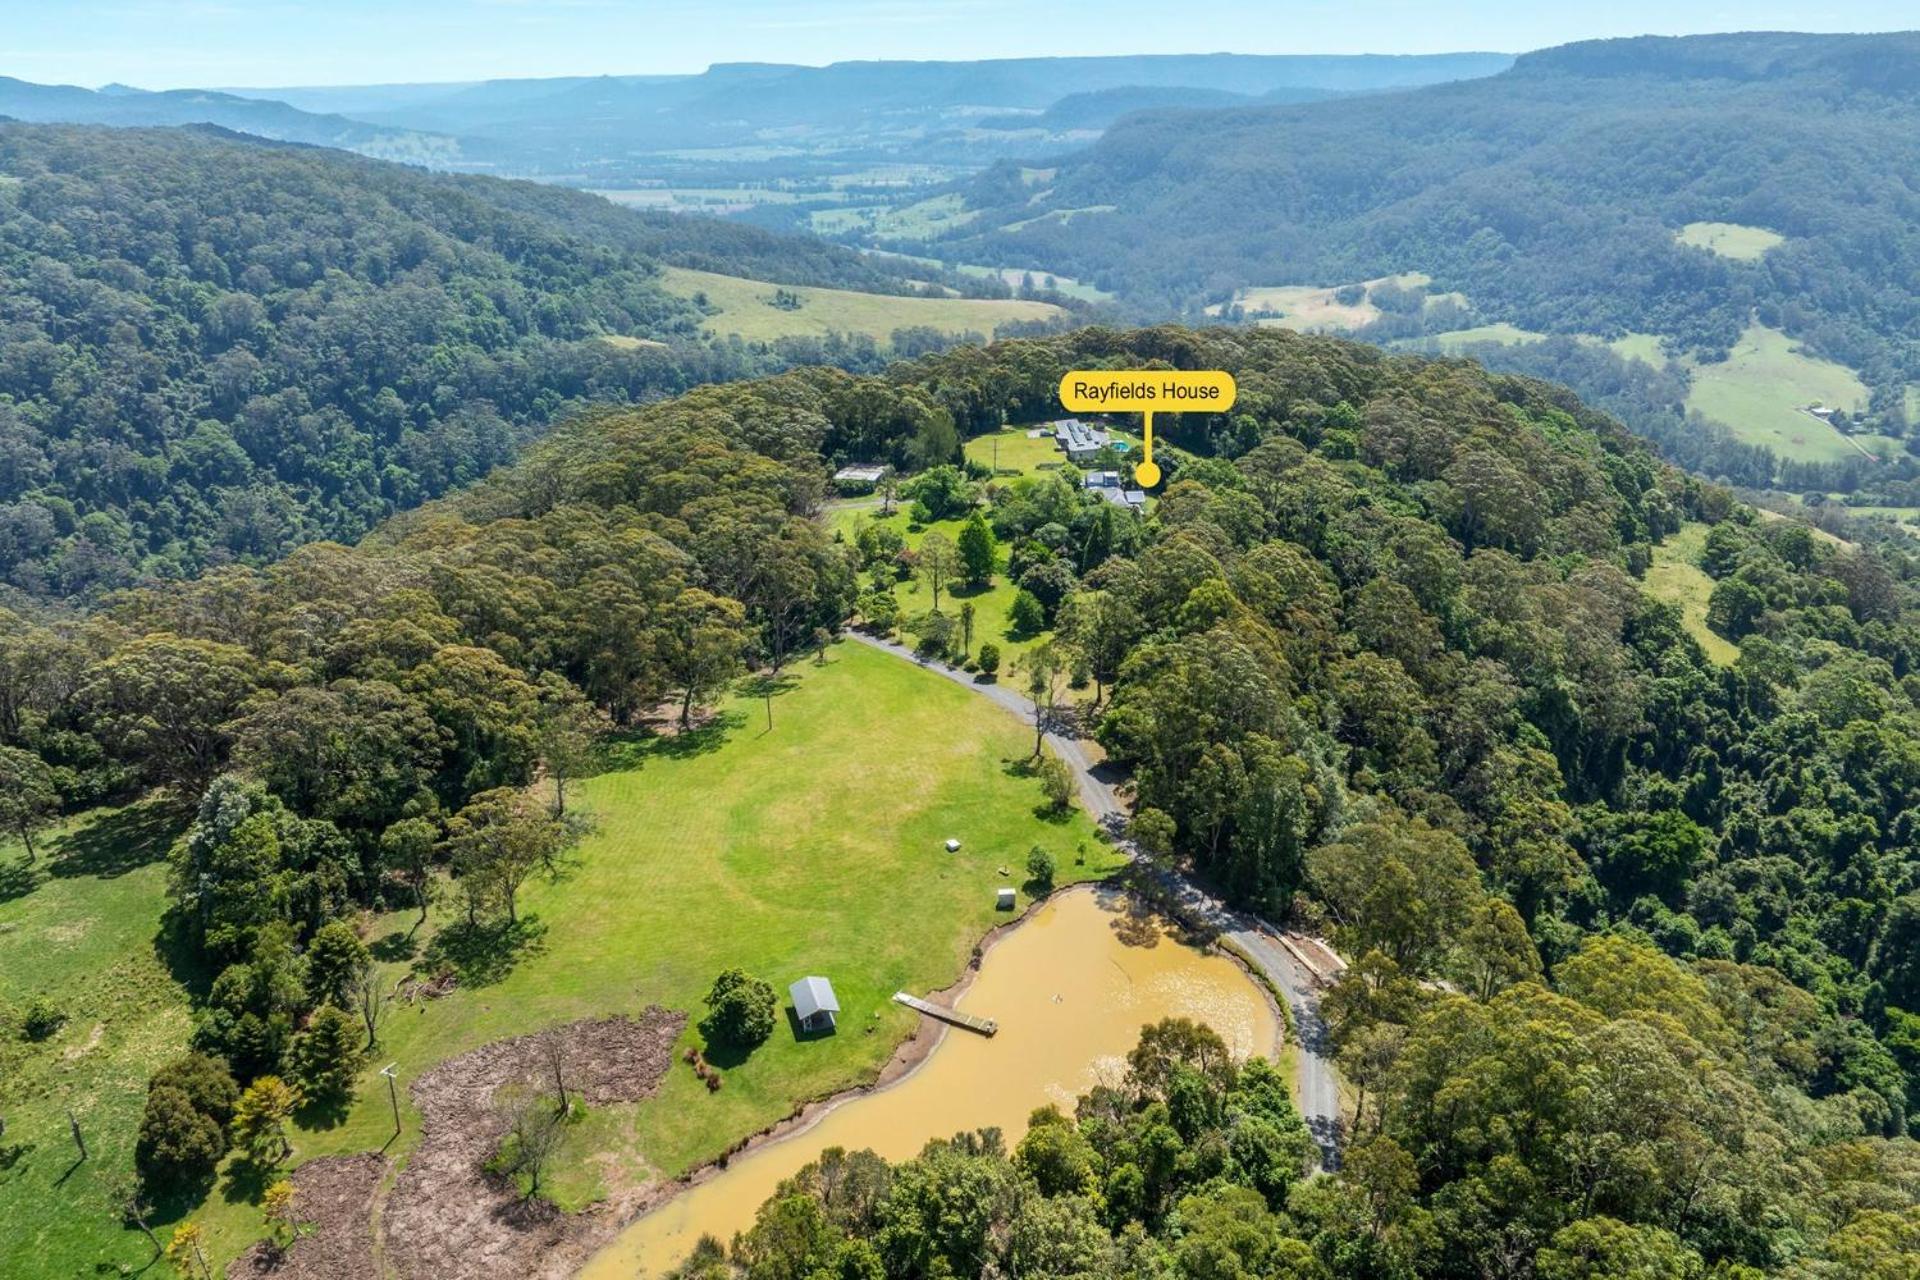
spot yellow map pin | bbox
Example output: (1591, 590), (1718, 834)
(1058, 370), (1237, 490)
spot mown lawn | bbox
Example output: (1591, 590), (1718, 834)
(4, 644), (1121, 1272)
(830, 500), (1040, 667)
(655, 266), (1062, 345)
(269, 643), (1117, 1221)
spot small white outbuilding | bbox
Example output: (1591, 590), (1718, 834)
(996, 887), (1016, 911)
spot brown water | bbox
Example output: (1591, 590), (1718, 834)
(579, 886), (1279, 1279)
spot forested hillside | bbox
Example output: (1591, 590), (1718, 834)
(931, 33), (1920, 425)
(3, 325), (1915, 1275)
(0, 123), (972, 601)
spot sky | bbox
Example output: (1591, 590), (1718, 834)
(0, 0), (1913, 89)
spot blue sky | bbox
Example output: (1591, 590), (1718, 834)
(1, 0), (1913, 89)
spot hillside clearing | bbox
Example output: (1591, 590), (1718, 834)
(0, 801), (196, 1280)
(1645, 523), (1740, 665)
(1676, 221), (1785, 260)
(257, 643), (1113, 1246)
(1685, 323), (1875, 464)
(657, 267), (1063, 344)
(1213, 272), (1435, 331)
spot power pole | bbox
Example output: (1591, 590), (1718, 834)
(67, 1108), (87, 1161)
(379, 1063), (401, 1141)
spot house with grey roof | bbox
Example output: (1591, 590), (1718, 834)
(789, 975), (840, 1034)
(1084, 470), (1146, 510)
(1051, 418), (1111, 463)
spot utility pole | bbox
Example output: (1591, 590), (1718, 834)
(67, 1108), (87, 1162)
(379, 1063), (401, 1141)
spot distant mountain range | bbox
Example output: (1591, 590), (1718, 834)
(0, 76), (458, 164)
(917, 33), (1920, 394)
(203, 53), (1511, 175)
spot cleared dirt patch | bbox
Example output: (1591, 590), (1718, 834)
(381, 1010), (684, 1280)
(228, 1153), (386, 1280)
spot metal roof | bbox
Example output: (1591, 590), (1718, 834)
(789, 975), (840, 1019)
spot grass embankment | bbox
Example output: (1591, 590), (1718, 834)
(1645, 523), (1740, 666)
(655, 266), (1064, 345)
(0, 801), (196, 1279)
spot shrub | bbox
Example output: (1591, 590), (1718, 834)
(977, 643), (1002, 676)
(1036, 756), (1074, 813)
(136, 1086), (226, 1190)
(21, 996), (65, 1041)
(1026, 846), (1057, 888)
(700, 968), (778, 1049)
(1009, 590), (1046, 637)
(149, 1054), (240, 1128)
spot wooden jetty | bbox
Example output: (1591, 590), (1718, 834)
(893, 991), (997, 1036)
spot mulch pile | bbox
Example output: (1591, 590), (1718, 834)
(229, 1009), (684, 1280)
(381, 1009), (685, 1280)
(227, 1153), (386, 1280)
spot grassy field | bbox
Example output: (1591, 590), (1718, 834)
(831, 502), (1040, 666)
(2, 646), (1119, 1272)
(303, 640), (1115, 1183)
(1609, 332), (1669, 365)
(1645, 523), (1740, 665)
(657, 267), (1062, 344)
(869, 193), (979, 239)
(1676, 221), (1785, 260)
(863, 250), (1113, 303)
(1425, 322), (1551, 351)
(0, 800), (197, 1279)
(1685, 323), (1876, 463)
(1211, 272), (1434, 331)
(960, 424), (1139, 480)
(999, 205), (1118, 234)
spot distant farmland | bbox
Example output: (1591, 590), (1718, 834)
(658, 267), (1065, 344)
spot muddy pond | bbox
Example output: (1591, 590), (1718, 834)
(579, 885), (1281, 1278)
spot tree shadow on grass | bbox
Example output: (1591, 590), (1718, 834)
(419, 916), (548, 988)
(154, 910), (219, 999)
(600, 709), (749, 770)
(49, 799), (189, 881)
(0, 857), (39, 902)
(294, 1090), (353, 1133)
(700, 1035), (760, 1071)
(220, 1157), (277, 1206)
(370, 930), (418, 964)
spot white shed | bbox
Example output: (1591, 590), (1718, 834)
(996, 887), (1016, 911)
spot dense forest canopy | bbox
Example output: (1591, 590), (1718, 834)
(0, 123), (982, 602)
(929, 33), (1920, 408)
(4, 325), (1915, 1273)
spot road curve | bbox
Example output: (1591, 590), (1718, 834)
(843, 629), (1344, 1169)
